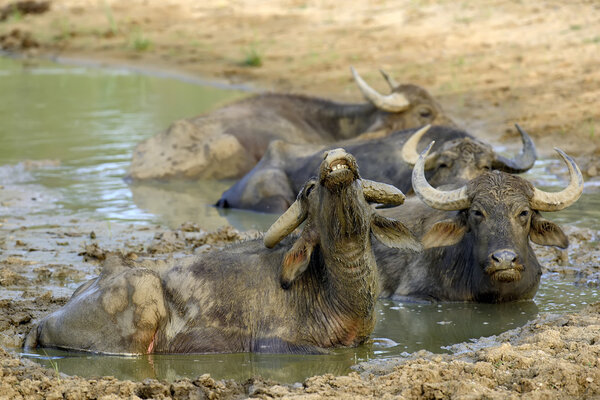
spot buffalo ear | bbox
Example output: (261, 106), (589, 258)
(371, 213), (422, 252)
(530, 212), (568, 249)
(280, 229), (318, 290)
(421, 218), (467, 249)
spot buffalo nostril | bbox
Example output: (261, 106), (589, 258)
(491, 250), (518, 265)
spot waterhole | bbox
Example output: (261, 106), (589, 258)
(1, 56), (597, 384)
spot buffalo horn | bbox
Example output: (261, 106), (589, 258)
(530, 148), (584, 212)
(264, 200), (307, 248)
(412, 141), (470, 211)
(379, 69), (399, 90)
(351, 67), (410, 112)
(400, 125), (433, 166)
(362, 179), (406, 206)
(491, 124), (537, 173)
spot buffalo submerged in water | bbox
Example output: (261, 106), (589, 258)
(216, 124), (536, 213)
(127, 67), (454, 181)
(375, 142), (584, 303)
(26, 149), (421, 354)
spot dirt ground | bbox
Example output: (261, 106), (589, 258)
(1, 0), (600, 398)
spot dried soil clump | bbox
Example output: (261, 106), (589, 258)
(0, 1), (49, 22)
(0, 28), (38, 50)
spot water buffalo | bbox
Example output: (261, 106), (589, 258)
(375, 142), (583, 302)
(25, 149), (421, 354)
(216, 124), (536, 213)
(127, 67), (453, 180)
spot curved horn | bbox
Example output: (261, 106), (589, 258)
(530, 148), (584, 212)
(362, 179), (406, 206)
(264, 200), (307, 248)
(379, 69), (399, 90)
(492, 124), (537, 173)
(351, 66), (410, 112)
(412, 141), (470, 211)
(401, 125), (432, 165)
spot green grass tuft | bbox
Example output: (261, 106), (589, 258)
(242, 46), (263, 67)
(42, 350), (61, 383)
(103, 0), (118, 35)
(9, 7), (22, 22)
(129, 28), (151, 51)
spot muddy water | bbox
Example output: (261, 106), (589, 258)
(21, 280), (599, 383)
(2, 57), (599, 384)
(523, 159), (600, 229)
(0, 56), (275, 231)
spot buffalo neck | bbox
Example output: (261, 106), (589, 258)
(423, 238), (481, 301)
(288, 185), (379, 345)
(278, 94), (381, 140)
(288, 243), (379, 347)
(322, 101), (382, 140)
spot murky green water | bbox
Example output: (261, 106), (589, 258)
(0, 55), (275, 231)
(523, 159), (600, 229)
(2, 56), (599, 384)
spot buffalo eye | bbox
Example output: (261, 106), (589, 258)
(471, 209), (485, 220)
(305, 183), (316, 197)
(517, 209), (530, 224)
(418, 107), (433, 119)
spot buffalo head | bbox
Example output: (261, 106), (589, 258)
(401, 124), (537, 188)
(265, 148), (419, 289)
(413, 141), (583, 284)
(351, 67), (453, 130)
